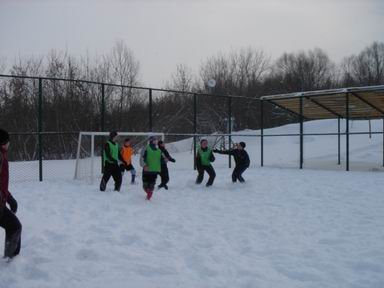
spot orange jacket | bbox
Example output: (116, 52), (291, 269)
(120, 146), (134, 165)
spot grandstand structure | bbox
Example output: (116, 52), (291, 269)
(261, 85), (384, 171)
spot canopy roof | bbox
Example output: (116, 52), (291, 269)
(260, 85), (384, 119)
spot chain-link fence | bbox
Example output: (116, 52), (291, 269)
(1, 74), (261, 182)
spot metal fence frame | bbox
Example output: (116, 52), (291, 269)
(0, 74), (257, 180)
(2, 74), (383, 181)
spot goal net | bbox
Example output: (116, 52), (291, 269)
(74, 131), (165, 184)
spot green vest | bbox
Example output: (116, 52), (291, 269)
(198, 147), (212, 166)
(146, 145), (161, 172)
(103, 141), (119, 165)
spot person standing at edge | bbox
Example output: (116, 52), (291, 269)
(157, 140), (176, 190)
(0, 129), (22, 260)
(214, 141), (250, 183)
(196, 139), (216, 187)
(140, 136), (161, 200)
(100, 131), (122, 192)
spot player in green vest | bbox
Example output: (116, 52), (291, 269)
(140, 136), (162, 200)
(196, 139), (216, 187)
(100, 131), (122, 192)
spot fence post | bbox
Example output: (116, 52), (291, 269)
(299, 97), (303, 169)
(100, 83), (106, 174)
(228, 97), (232, 168)
(338, 117), (341, 165)
(101, 83), (105, 131)
(149, 89), (153, 132)
(193, 93), (197, 170)
(346, 92), (350, 171)
(38, 78), (43, 181)
(261, 100), (264, 167)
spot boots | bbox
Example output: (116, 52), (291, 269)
(145, 188), (153, 200)
(4, 228), (21, 259)
(100, 178), (107, 191)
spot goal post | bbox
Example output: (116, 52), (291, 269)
(74, 131), (165, 184)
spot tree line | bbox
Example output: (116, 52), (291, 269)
(0, 40), (383, 160)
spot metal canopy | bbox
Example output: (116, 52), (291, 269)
(260, 85), (384, 171)
(260, 85), (384, 119)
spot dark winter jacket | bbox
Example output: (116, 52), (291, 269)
(0, 148), (10, 206)
(159, 146), (175, 166)
(0, 148), (18, 217)
(214, 148), (250, 168)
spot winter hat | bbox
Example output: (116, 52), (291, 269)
(148, 136), (156, 143)
(109, 131), (118, 139)
(0, 129), (9, 145)
(239, 141), (246, 148)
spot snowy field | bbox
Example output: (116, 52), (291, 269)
(1, 119), (384, 288)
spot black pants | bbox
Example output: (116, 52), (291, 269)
(100, 162), (122, 191)
(0, 206), (22, 258)
(142, 171), (158, 191)
(120, 163), (136, 183)
(196, 165), (216, 186)
(160, 163), (169, 186)
(232, 165), (248, 183)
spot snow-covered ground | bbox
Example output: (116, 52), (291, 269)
(1, 119), (384, 288)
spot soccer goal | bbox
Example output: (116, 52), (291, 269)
(74, 131), (165, 184)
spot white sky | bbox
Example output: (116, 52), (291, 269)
(0, 0), (383, 87)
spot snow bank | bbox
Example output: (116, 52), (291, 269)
(1, 119), (383, 288)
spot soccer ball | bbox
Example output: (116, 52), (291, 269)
(207, 79), (216, 88)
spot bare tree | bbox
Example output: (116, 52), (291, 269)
(273, 48), (336, 92)
(153, 64), (196, 134)
(341, 41), (384, 86)
(105, 40), (141, 129)
(200, 48), (270, 94)
(110, 40), (140, 86)
(198, 48), (270, 132)
(3, 55), (44, 159)
(0, 57), (6, 74)
(167, 64), (194, 93)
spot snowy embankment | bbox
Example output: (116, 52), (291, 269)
(166, 118), (384, 172)
(0, 119), (383, 288)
